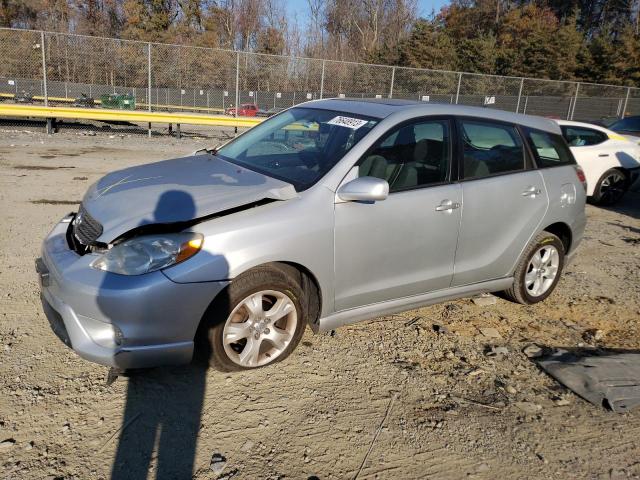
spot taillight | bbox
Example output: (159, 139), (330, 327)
(574, 165), (587, 192)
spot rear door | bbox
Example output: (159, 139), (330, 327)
(451, 118), (549, 286)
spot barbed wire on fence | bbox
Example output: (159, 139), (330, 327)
(0, 26), (638, 121)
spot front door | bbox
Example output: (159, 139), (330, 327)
(334, 118), (462, 311)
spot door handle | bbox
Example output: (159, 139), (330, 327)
(521, 186), (542, 197)
(598, 153), (610, 157)
(435, 200), (460, 212)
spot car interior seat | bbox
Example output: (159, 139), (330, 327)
(359, 154), (389, 178)
(463, 153), (490, 178)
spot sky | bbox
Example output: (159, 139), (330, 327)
(284, 0), (450, 31)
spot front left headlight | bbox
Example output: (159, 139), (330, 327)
(91, 232), (203, 275)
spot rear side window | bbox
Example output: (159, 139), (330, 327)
(561, 126), (608, 146)
(525, 128), (575, 168)
(460, 120), (525, 179)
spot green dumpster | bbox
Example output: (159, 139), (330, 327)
(100, 94), (136, 110)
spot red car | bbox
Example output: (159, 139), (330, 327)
(225, 103), (259, 116)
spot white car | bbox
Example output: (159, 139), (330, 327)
(556, 120), (640, 205)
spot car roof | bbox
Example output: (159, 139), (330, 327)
(302, 98), (560, 133)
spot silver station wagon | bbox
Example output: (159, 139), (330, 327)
(37, 99), (587, 371)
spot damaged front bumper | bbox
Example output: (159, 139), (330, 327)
(37, 214), (228, 369)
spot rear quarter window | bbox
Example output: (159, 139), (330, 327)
(524, 128), (575, 168)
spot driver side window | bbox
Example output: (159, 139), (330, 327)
(358, 119), (450, 193)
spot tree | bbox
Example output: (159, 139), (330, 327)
(1, 0), (639, 88)
(257, 26), (285, 54)
(495, 5), (578, 79)
(0, 0), (40, 28)
(121, 0), (180, 42)
(398, 19), (458, 70)
(614, 25), (640, 85)
(456, 34), (499, 74)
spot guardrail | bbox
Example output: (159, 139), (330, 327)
(0, 93), (226, 113)
(0, 103), (262, 136)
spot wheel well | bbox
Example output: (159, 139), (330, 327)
(193, 261), (323, 348)
(272, 261), (322, 327)
(204, 261), (322, 326)
(543, 222), (572, 254)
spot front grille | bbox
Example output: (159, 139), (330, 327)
(73, 204), (103, 246)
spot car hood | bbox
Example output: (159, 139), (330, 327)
(82, 154), (297, 243)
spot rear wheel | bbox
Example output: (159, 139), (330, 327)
(590, 168), (629, 206)
(199, 266), (307, 371)
(502, 231), (565, 305)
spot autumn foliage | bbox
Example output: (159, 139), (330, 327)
(1, 0), (638, 86)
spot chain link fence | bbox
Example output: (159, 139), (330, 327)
(1, 27), (639, 123)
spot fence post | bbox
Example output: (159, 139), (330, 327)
(389, 66), (396, 98)
(147, 42), (152, 137)
(516, 78), (524, 113)
(40, 31), (48, 107)
(621, 87), (631, 118)
(320, 60), (325, 99)
(235, 52), (240, 120)
(455, 73), (462, 104)
(570, 82), (580, 120)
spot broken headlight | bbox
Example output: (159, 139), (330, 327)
(91, 233), (203, 275)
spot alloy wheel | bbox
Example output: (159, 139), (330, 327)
(222, 290), (297, 368)
(599, 171), (626, 204)
(525, 245), (560, 297)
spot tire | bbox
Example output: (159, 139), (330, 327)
(197, 266), (307, 372)
(502, 231), (565, 305)
(590, 168), (629, 206)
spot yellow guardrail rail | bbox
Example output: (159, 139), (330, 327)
(1, 92), (74, 103)
(0, 103), (262, 128)
(0, 92), (226, 113)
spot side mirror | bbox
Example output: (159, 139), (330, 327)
(337, 176), (389, 202)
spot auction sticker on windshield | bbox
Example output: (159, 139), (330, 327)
(326, 116), (369, 130)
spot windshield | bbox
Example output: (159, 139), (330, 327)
(216, 107), (379, 190)
(610, 117), (640, 132)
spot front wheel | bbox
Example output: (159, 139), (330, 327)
(502, 231), (565, 305)
(590, 168), (629, 206)
(198, 266), (307, 371)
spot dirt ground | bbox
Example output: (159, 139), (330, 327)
(0, 125), (639, 480)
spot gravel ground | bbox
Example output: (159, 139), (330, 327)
(0, 127), (639, 480)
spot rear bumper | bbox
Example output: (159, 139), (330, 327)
(38, 215), (228, 369)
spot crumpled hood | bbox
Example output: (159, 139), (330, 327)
(82, 154), (297, 243)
